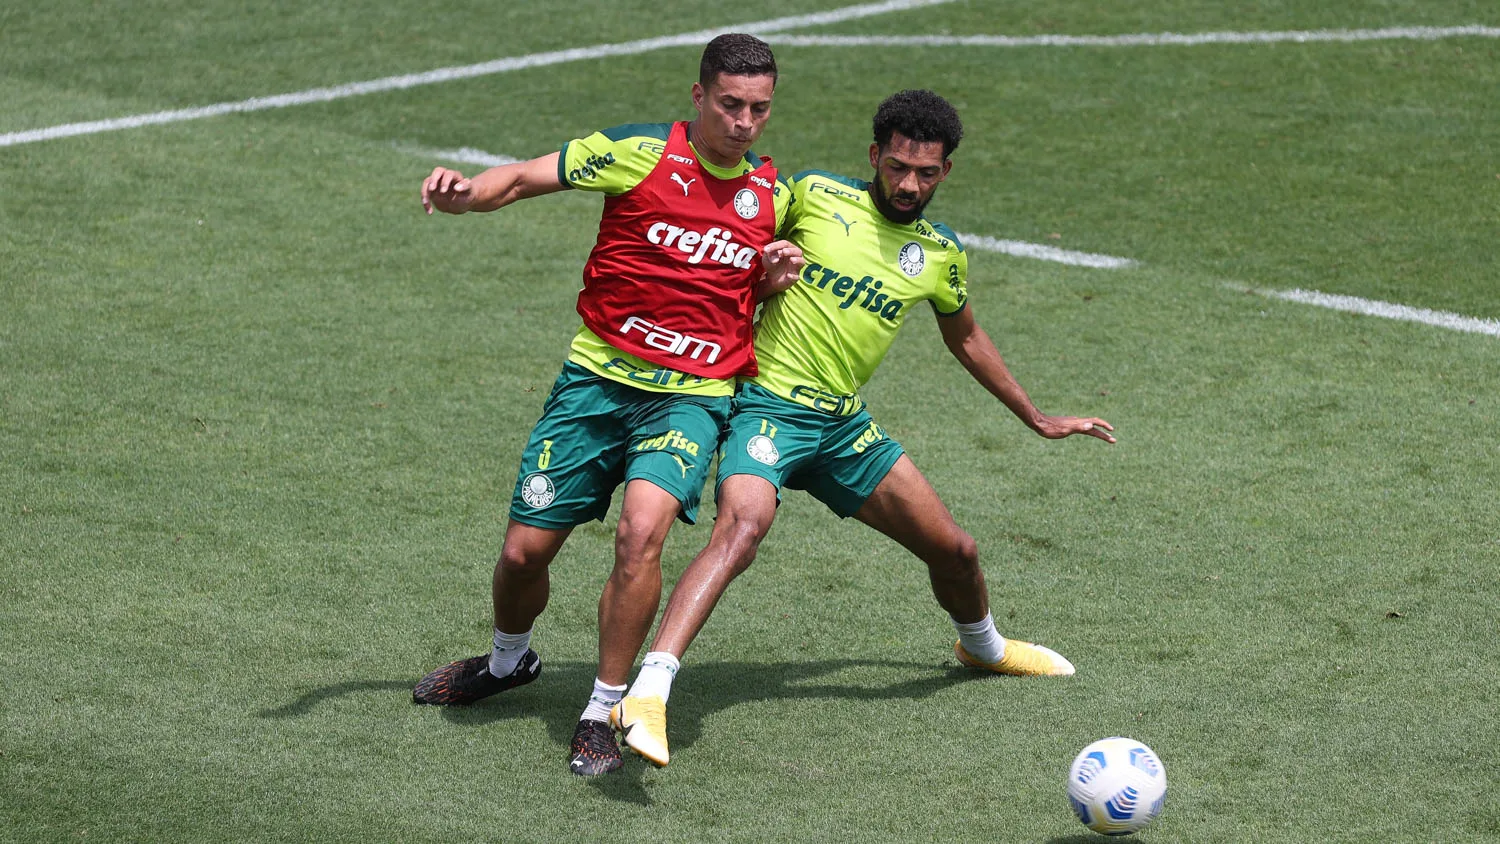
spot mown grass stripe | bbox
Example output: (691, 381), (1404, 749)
(766, 25), (1500, 48)
(0, 0), (956, 149)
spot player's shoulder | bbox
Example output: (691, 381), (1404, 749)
(595, 122), (672, 143)
(790, 169), (869, 195)
(923, 220), (965, 254)
(561, 123), (672, 190)
(565, 122), (671, 162)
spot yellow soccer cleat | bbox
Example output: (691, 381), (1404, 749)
(955, 639), (1076, 677)
(610, 695), (670, 767)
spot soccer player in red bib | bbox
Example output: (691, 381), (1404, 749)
(610, 90), (1117, 768)
(412, 34), (802, 776)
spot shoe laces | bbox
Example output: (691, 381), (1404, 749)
(574, 721), (617, 757)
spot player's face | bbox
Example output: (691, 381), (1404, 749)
(690, 73), (776, 168)
(868, 132), (952, 224)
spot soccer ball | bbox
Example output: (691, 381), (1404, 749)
(1066, 737), (1167, 836)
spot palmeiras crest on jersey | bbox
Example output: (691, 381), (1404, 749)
(520, 473), (556, 508)
(746, 435), (779, 465)
(733, 189), (760, 219)
(898, 241), (925, 277)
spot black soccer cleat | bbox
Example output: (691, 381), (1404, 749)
(412, 650), (541, 706)
(568, 719), (624, 776)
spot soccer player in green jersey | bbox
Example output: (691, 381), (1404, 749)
(610, 90), (1115, 768)
(411, 34), (803, 777)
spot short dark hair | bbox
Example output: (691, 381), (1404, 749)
(700, 33), (778, 88)
(872, 89), (963, 158)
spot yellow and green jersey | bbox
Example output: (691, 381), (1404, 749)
(556, 123), (791, 396)
(749, 170), (969, 414)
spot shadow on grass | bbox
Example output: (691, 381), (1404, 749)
(257, 657), (977, 804)
(258, 679), (417, 719)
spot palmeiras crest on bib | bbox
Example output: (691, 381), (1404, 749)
(898, 241), (925, 277)
(733, 188), (761, 220)
(520, 473), (556, 508)
(746, 435), (779, 465)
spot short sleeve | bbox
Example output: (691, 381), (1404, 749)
(558, 123), (670, 195)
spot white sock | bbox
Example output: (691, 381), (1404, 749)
(627, 651), (681, 704)
(953, 614), (1005, 664)
(489, 627), (532, 677)
(581, 678), (627, 723)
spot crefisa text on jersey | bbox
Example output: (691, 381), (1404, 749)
(645, 223), (758, 268)
(799, 260), (905, 319)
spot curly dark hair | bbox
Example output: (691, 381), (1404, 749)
(700, 34), (778, 88)
(872, 89), (963, 158)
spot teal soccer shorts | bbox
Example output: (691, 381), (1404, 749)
(715, 382), (905, 518)
(509, 363), (730, 529)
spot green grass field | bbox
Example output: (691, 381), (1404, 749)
(4, 1), (1498, 841)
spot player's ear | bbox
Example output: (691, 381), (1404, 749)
(939, 158), (953, 181)
(692, 82), (706, 114)
(868, 142), (881, 169)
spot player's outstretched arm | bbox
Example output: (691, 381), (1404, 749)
(938, 305), (1116, 443)
(421, 152), (566, 215)
(754, 239), (805, 302)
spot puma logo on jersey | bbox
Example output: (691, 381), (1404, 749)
(834, 213), (858, 235)
(670, 173), (696, 195)
(645, 223), (757, 268)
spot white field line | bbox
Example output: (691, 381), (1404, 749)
(402, 144), (1138, 269)
(7, 16), (1494, 150)
(767, 25), (1500, 48)
(1262, 289), (1500, 337)
(957, 233), (1136, 269)
(0, 0), (954, 149)
(406, 145), (1500, 337)
(399, 145), (521, 168)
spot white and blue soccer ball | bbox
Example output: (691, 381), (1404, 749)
(1066, 737), (1167, 836)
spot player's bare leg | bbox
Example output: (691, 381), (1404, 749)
(652, 474), (779, 659)
(613, 473), (779, 767)
(493, 520), (573, 635)
(412, 521), (569, 706)
(854, 455), (1073, 676)
(597, 479), (683, 685)
(565, 479), (676, 774)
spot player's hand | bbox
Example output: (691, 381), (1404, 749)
(1034, 414), (1116, 443)
(421, 167), (474, 215)
(755, 240), (805, 301)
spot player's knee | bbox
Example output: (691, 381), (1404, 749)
(496, 544), (548, 580)
(712, 510), (770, 571)
(930, 529), (981, 580)
(614, 515), (668, 569)
(954, 530), (980, 571)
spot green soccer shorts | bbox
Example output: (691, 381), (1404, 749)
(716, 382), (905, 518)
(509, 363), (730, 529)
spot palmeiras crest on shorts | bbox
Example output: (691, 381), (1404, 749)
(898, 241), (926, 277)
(746, 435), (779, 465)
(520, 473), (556, 508)
(734, 189), (760, 219)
